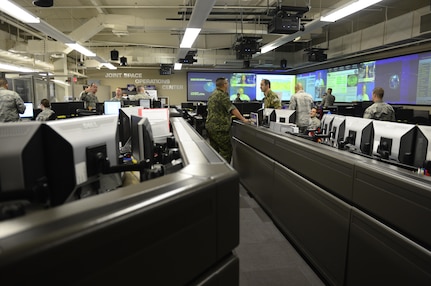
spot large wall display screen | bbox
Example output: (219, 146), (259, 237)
(255, 74), (296, 101)
(296, 69), (327, 100)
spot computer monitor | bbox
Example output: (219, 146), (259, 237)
(51, 102), (70, 118)
(123, 100), (139, 107)
(44, 115), (120, 206)
(19, 103), (34, 119)
(139, 99), (151, 109)
(0, 122), (46, 203)
(104, 101), (122, 115)
(181, 102), (194, 110)
(152, 100), (162, 108)
(131, 115), (154, 166)
(159, 97), (169, 107)
(329, 115), (346, 148)
(250, 112), (259, 127)
(269, 109), (296, 124)
(372, 121), (416, 164)
(413, 125), (431, 167)
(320, 114), (336, 137)
(343, 116), (374, 155)
(68, 101), (85, 117)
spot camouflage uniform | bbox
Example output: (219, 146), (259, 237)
(308, 116), (321, 130)
(206, 88), (236, 163)
(363, 102), (395, 121)
(109, 97), (123, 102)
(289, 90), (314, 133)
(80, 92), (99, 110)
(321, 94), (335, 108)
(133, 93), (152, 100)
(263, 90), (281, 109)
(0, 87), (26, 122)
(36, 108), (55, 121)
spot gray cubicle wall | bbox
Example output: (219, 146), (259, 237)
(232, 121), (431, 286)
(0, 118), (239, 286)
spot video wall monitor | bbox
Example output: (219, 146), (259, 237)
(187, 72), (232, 101)
(270, 109), (296, 124)
(51, 102), (70, 118)
(329, 115), (346, 148)
(296, 69), (327, 100)
(44, 115), (120, 206)
(0, 122), (46, 202)
(131, 115), (154, 165)
(104, 101), (122, 115)
(19, 103), (34, 119)
(229, 73), (257, 101)
(413, 125), (431, 167)
(372, 120), (416, 164)
(255, 74), (295, 101)
(343, 117), (374, 155)
(139, 99), (151, 109)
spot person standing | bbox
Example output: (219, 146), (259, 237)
(80, 83), (99, 110)
(36, 98), (56, 121)
(289, 82), (314, 133)
(0, 77), (26, 122)
(109, 87), (124, 102)
(206, 77), (249, 163)
(321, 88), (335, 108)
(260, 79), (281, 109)
(363, 87), (395, 121)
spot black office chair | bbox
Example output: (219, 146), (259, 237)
(48, 111), (57, 121)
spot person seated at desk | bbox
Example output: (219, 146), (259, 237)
(363, 87), (395, 121)
(108, 87), (124, 102)
(230, 88), (250, 102)
(36, 98), (56, 121)
(308, 107), (321, 131)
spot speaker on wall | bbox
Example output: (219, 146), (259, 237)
(110, 50), (119, 61)
(33, 0), (53, 7)
(280, 59), (287, 69)
(120, 56), (128, 66)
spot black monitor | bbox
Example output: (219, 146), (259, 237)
(51, 102), (70, 118)
(0, 122), (47, 205)
(68, 101), (85, 117)
(131, 115), (154, 166)
(95, 102), (104, 114)
(343, 116), (374, 155)
(152, 100), (162, 108)
(414, 125), (431, 167)
(123, 100), (139, 107)
(196, 105), (207, 117)
(329, 115), (346, 148)
(43, 115), (120, 206)
(372, 121), (416, 164)
(119, 109), (132, 150)
(269, 109), (296, 124)
(19, 103), (34, 120)
(181, 102), (194, 110)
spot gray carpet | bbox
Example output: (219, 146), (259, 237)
(235, 186), (325, 286)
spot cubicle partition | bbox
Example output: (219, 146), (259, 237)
(0, 118), (239, 286)
(232, 121), (431, 286)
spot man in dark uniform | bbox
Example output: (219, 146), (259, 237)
(206, 77), (249, 163)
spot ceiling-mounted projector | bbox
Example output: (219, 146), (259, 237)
(267, 6), (308, 34)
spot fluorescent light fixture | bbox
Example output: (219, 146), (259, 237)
(1, 0), (40, 23)
(174, 63), (182, 70)
(180, 28), (201, 48)
(0, 62), (39, 72)
(101, 63), (117, 70)
(52, 79), (70, 87)
(320, 0), (382, 22)
(30, 22), (74, 43)
(66, 43), (96, 57)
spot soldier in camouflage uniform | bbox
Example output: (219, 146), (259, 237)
(80, 83), (99, 110)
(0, 77), (26, 122)
(206, 77), (249, 163)
(36, 98), (56, 121)
(289, 82), (315, 133)
(260, 79), (282, 109)
(363, 87), (395, 121)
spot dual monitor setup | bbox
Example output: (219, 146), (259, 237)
(319, 114), (431, 171)
(0, 106), (179, 220)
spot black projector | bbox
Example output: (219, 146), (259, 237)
(268, 16), (302, 34)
